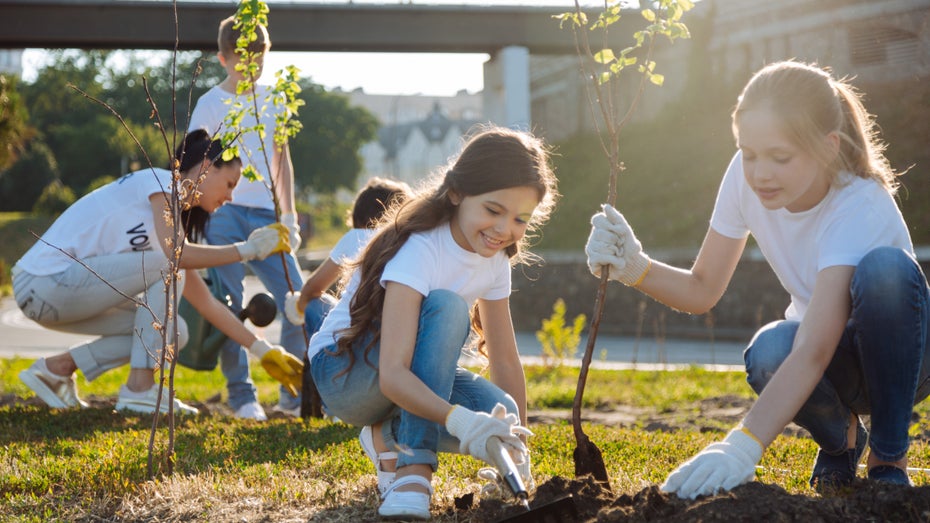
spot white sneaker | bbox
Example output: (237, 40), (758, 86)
(234, 401), (268, 421)
(115, 385), (199, 415)
(19, 358), (88, 409)
(378, 475), (433, 520)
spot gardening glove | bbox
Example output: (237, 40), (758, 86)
(249, 339), (303, 397)
(283, 291), (306, 326)
(585, 204), (651, 287)
(235, 224), (291, 261)
(281, 213), (301, 254)
(445, 403), (532, 467)
(478, 455), (536, 502)
(660, 426), (764, 499)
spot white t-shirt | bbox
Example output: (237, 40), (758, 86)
(307, 222), (513, 358)
(188, 84), (277, 210)
(329, 228), (377, 265)
(16, 168), (172, 276)
(710, 151), (913, 320)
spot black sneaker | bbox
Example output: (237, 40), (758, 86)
(809, 421), (868, 492)
(868, 465), (913, 486)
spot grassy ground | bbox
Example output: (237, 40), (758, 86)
(2, 358), (929, 522)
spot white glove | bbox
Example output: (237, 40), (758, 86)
(585, 204), (651, 286)
(445, 403), (531, 466)
(478, 457), (536, 501)
(281, 213), (301, 254)
(235, 225), (288, 261)
(284, 291), (305, 326)
(660, 427), (763, 499)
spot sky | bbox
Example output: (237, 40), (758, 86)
(19, 0), (612, 97)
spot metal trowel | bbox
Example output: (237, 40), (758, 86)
(486, 437), (578, 523)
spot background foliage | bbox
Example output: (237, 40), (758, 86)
(0, 50), (379, 212)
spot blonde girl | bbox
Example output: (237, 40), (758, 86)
(586, 60), (926, 497)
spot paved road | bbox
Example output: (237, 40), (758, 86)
(0, 276), (747, 371)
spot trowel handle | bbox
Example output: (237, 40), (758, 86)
(486, 436), (528, 502)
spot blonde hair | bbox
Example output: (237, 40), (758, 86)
(732, 60), (899, 193)
(217, 15), (271, 58)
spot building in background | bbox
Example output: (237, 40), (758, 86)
(0, 49), (23, 76)
(339, 88), (483, 189)
(528, 0), (930, 143)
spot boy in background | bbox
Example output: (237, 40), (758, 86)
(189, 14), (304, 420)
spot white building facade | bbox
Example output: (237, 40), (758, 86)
(340, 89), (484, 189)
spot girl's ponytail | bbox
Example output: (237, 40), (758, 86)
(832, 80), (897, 192)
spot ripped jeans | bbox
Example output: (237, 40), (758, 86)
(744, 247), (930, 462)
(310, 290), (518, 471)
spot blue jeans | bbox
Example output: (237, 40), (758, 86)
(310, 290), (518, 471)
(304, 293), (337, 339)
(744, 247), (930, 462)
(205, 204), (305, 410)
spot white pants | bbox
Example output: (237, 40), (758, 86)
(12, 251), (188, 380)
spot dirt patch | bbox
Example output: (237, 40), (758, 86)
(459, 475), (930, 522)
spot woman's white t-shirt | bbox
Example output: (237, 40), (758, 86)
(710, 151), (913, 320)
(16, 168), (173, 276)
(307, 222), (512, 358)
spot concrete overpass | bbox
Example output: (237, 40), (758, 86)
(0, 0), (639, 54)
(0, 0), (640, 128)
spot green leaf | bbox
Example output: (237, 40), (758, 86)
(597, 71), (611, 85)
(553, 12), (585, 29)
(593, 49), (616, 64)
(641, 9), (656, 22)
(649, 72), (665, 86)
(241, 165), (263, 183)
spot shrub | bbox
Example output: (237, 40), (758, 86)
(536, 298), (586, 367)
(32, 180), (75, 215)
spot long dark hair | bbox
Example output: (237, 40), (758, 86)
(173, 129), (240, 241)
(332, 126), (559, 373)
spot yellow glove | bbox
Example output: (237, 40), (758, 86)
(235, 224), (291, 261)
(266, 222), (292, 255)
(249, 340), (303, 396)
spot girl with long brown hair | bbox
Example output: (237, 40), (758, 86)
(307, 126), (559, 520)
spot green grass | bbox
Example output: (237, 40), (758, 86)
(0, 213), (55, 297)
(2, 357), (929, 521)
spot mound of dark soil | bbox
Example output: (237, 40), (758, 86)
(460, 475), (930, 522)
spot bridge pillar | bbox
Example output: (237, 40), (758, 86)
(483, 45), (531, 130)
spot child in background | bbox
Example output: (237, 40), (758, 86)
(188, 14), (304, 420)
(585, 60), (927, 498)
(308, 126), (559, 520)
(283, 177), (412, 336)
(15, 130), (300, 415)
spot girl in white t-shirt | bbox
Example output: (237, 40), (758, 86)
(586, 60), (927, 497)
(14, 130), (301, 415)
(283, 177), (412, 418)
(308, 126), (559, 520)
